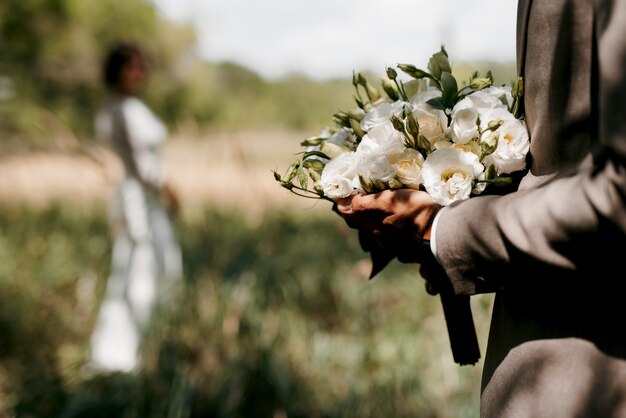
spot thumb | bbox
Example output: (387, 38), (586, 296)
(336, 197), (353, 214)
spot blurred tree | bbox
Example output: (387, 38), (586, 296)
(0, 0), (515, 147)
(0, 0), (195, 143)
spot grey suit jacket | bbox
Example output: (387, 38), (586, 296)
(435, 0), (626, 416)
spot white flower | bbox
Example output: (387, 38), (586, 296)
(327, 128), (354, 148)
(456, 90), (506, 111)
(434, 139), (481, 157)
(482, 118), (530, 174)
(422, 148), (485, 206)
(409, 86), (441, 105)
(360, 153), (396, 184)
(306, 128), (354, 161)
(390, 148), (425, 189)
(360, 101), (407, 131)
(319, 128), (356, 158)
(321, 152), (362, 200)
(355, 121), (407, 186)
(483, 85), (514, 110)
(411, 104), (448, 144)
(356, 121), (406, 156)
(450, 106), (479, 144)
(478, 108), (516, 130)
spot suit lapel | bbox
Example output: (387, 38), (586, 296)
(516, 0), (533, 76)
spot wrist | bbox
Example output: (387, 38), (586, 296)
(428, 208), (445, 264)
(422, 204), (443, 241)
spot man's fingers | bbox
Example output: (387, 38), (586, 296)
(350, 191), (394, 213)
(425, 281), (440, 296)
(336, 197), (353, 214)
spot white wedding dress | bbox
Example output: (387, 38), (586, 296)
(89, 94), (183, 372)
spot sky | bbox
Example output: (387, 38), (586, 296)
(152, 0), (518, 81)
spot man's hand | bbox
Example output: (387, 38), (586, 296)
(335, 189), (442, 263)
(336, 189), (481, 365)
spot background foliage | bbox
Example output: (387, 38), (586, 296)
(0, 205), (493, 417)
(0, 0), (515, 146)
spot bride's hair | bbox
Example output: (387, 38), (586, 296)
(102, 42), (146, 89)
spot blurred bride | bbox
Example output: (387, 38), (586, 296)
(89, 42), (183, 372)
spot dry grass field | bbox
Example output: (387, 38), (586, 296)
(0, 130), (331, 217)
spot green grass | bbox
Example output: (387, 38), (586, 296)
(0, 204), (492, 418)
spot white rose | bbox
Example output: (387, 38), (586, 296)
(390, 148), (425, 189)
(434, 138), (481, 157)
(321, 152), (362, 200)
(307, 128), (354, 161)
(327, 128), (354, 148)
(360, 153), (396, 184)
(457, 90), (506, 111)
(411, 104), (448, 144)
(356, 121), (406, 157)
(483, 85), (514, 109)
(409, 86), (441, 106)
(422, 148), (485, 206)
(478, 107), (516, 131)
(316, 128), (356, 161)
(450, 106), (479, 144)
(482, 118), (530, 174)
(360, 101), (407, 131)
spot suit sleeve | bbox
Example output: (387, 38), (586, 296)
(434, 0), (626, 294)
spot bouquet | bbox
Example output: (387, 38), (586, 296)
(274, 46), (527, 207)
(274, 47), (527, 366)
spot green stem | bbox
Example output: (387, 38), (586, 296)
(287, 184), (332, 202)
(394, 79), (408, 101)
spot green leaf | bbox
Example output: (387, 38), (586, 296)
(426, 97), (446, 110)
(440, 71), (458, 109)
(497, 93), (509, 107)
(302, 150), (330, 160)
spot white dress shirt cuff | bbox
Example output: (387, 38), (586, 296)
(429, 208), (444, 264)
